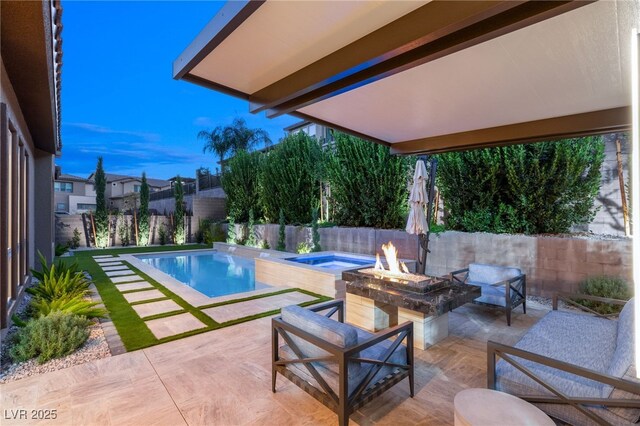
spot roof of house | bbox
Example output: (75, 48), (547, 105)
(56, 173), (90, 183)
(86, 172), (171, 188)
(106, 173), (171, 188)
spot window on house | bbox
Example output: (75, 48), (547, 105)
(54, 182), (73, 192)
(134, 185), (141, 193)
(77, 203), (96, 211)
(56, 203), (66, 211)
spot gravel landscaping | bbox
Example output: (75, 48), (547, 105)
(0, 276), (112, 384)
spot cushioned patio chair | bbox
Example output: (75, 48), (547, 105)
(487, 296), (640, 425)
(450, 263), (526, 325)
(272, 300), (413, 426)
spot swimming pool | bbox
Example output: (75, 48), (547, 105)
(285, 254), (374, 270)
(137, 251), (269, 298)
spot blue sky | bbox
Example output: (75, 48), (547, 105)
(59, 1), (297, 179)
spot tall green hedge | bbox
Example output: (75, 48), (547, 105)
(259, 132), (322, 223)
(324, 132), (412, 228)
(437, 137), (605, 234)
(220, 150), (263, 222)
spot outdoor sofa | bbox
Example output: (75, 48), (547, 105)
(272, 300), (413, 426)
(488, 295), (640, 425)
(450, 263), (526, 326)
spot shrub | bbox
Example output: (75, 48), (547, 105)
(174, 177), (186, 245)
(9, 312), (91, 363)
(94, 157), (109, 248)
(117, 212), (130, 246)
(31, 295), (107, 319)
(311, 209), (321, 252)
(296, 241), (312, 254)
(209, 222), (226, 243)
(27, 266), (90, 301)
(221, 150), (263, 222)
(324, 132), (412, 228)
(259, 132), (322, 223)
(578, 276), (632, 315)
(246, 209), (257, 247)
(437, 137), (605, 234)
(31, 252), (82, 283)
(227, 216), (237, 244)
(68, 228), (81, 249)
(138, 173), (150, 246)
(54, 244), (69, 257)
(260, 239), (270, 250)
(158, 225), (168, 246)
(277, 209), (286, 251)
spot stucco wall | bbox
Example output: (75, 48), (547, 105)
(232, 224), (631, 297)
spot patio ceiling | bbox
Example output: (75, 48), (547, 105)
(174, 0), (638, 154)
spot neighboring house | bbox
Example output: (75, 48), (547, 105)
(284, 120), (334, 146)
(53, 172), (96, 214)
(86, 172), (171, 211)
(0, 0), (63, 331)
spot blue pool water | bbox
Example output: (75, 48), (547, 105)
(137, 251), (268, 298)
(285, 255), (373, 270)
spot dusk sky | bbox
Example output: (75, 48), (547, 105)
(59, 1), (297, 180)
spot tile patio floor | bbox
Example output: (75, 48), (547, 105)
(0, 303), (546, 425)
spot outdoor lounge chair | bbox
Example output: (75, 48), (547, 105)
(487, 295), (640, 425)
(272, 300), (413, 426)
(450, 263), (526, 326)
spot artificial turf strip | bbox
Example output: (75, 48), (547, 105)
(129, 297), (170, 305)
(197, 288), (298, 309)
(141, 310), (186, 321)
(66, 247), (331, 351)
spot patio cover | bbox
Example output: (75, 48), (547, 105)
(174, 0), (639, 154)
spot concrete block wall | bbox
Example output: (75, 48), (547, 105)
(233, 224), (631, 297)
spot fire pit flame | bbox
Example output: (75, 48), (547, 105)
(374, 242), (410, 276)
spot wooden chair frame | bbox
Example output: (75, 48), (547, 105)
(272, 300), (414, 426)
(450, 267), (526, 325)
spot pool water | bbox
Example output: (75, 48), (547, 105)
(285, 255), (373, 270)
(137, 251), (268, 298)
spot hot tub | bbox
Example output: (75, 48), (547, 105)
(255, 251), (415, 299)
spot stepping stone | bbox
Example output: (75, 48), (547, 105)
(132, 299), (183, 318)
(93, 255), (117, 259)
(145, 313), (207, 339)
(111, 275), (143, 284)
(105, 270), (135, 277)
(116, 282), (153, 292)
(97, 261), (123, 266)
(202, 291), (316, 323)
(123, 289), (165, 303)
(102, 265), (130, 271)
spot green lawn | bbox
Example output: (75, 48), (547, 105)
(65, 245), (330, 351)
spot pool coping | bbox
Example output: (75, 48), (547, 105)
(120, 250), (278, 307)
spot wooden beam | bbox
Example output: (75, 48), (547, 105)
(173, 0), (265, 80)
(252, 0), (591, 118)
(389, 107), (631, 155)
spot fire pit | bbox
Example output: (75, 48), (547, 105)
(343, 242), (481, 350)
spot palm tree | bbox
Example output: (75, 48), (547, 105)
(198, 117), (271, 169)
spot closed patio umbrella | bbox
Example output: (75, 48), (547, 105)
(406, 158), (437, 274)
(406, 160), (428, 235)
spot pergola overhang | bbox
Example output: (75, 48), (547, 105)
(174, 0), (637, 154)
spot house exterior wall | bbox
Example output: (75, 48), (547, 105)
(1, 57), (55, 329)
(54, 179), (94, 212)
